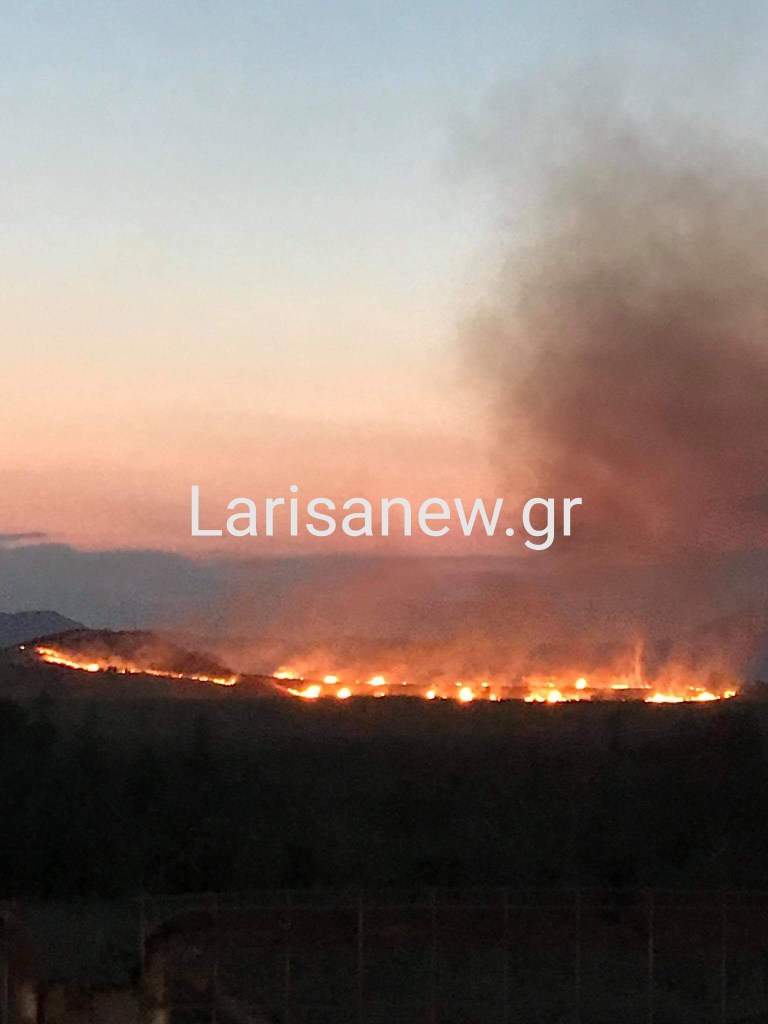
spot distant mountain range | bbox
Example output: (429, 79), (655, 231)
(0, 610), (85, 647)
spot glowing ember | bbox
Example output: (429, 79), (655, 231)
(272, 667), (740, 705)
(35, 646), (238, 686)
(275, 667), (302, 680)
(287, 683), (322, 700)
(34, 644), (740, 705)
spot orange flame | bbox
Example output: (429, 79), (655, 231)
(35, 646), (238, 686)
(286, 683), (322, 700)
(35, 645), (740, 705)
(274, 669), (739, 705)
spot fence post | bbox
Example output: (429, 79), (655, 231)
(1, 909), (8, 1024)
(574, 890), (582, 1024)
(357, 889), (365, 1024)
(283, 892), (292, 1024)
(429, 889), (438, 1024)
(211, 893), (220, 1024)
(502, 889), (510, 1024)
(647, 890), (655, 1024)
(138, 895), (147, 979)
(137, 894), (147, 1024)
(720, 890), (728, 1024)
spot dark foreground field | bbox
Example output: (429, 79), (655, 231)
(11, 886), (768, 1024)
(3, 690), (768, 1022)
(2, 691), (768, 897)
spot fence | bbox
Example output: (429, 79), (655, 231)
(3, 888), (768, 1023)
(136, 888), (768, 1024)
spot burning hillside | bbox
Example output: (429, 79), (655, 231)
(195, 628), (747, 703)
(19, 630), (241, 688)
(268, 659), (738, 704)
(275, 674), (736, 704)
(7, 96), (768, 715)
(11, 627), (743, 704)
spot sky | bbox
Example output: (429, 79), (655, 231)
(2, 0), (767, 561)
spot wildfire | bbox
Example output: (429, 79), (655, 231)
(32, 644), (741, 705)
(274, 668), (740, 705)
(286, 683), (323, 700)
(35, 646), (238, 686)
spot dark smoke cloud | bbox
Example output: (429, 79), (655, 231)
(462, 91), (768, 562)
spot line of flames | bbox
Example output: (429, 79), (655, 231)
(277, 670), (738, 704)
(34, 646), (238, 686)
(31, 647), (738, 703)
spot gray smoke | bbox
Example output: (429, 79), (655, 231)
(462, 90), (768, 562)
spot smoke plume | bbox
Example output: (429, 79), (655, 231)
(190, 84), (768, 689)
(462, 91), (768, 562)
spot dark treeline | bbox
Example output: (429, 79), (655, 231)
(0, 694), (766, 898)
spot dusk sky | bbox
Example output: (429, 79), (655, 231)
(7, 4), (768, 970)
(3, 0), (767, 556)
